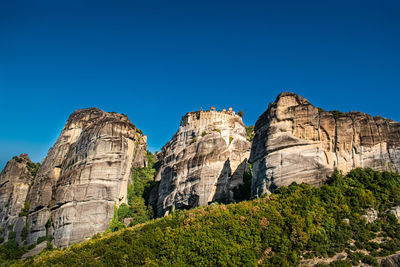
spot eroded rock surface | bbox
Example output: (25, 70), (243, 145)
(250, 92), (400, 196)
(155, 107), (251, 216)
(0, 154), (32, 244)
(381, 252), (400, 267)
(24, 108), (147, 248)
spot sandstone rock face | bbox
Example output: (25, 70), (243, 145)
(24, 108), (147, 248)
(155, 108), (251, 216)
(21, 241), (47, 260)
(381, 252), (400, 267)
(0, 154), (31, 244)
(250, 92), (400, 196)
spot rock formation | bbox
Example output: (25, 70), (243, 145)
(250, 92), (400, 197)
(155, 107), (251, 216)
(13, 108), (148, 248)
(381, 252), (400, 267)
(0, 154), (33, 244)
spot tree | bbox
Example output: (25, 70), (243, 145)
(238, 110), (244, 117)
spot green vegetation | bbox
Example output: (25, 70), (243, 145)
(331, 110), (345, 121)
(26, 162), (40, 179)
(20, 168), (400, 266)
(190, 137), (198, 144)
(18, 202), (30, 217)
(201, 131), (207, 137)
(12, 156), (23, 163)
(229, 136), (233, 146)
(233, 163), (253, 201)
(108, 151), (159, 232)
(213, 128), (221, 134)
(245, 125), (255, 141)
(0, 221), (43, 264)
(21, 222), (28, 242)
(237, 110), (244, 117)
(108, 203), (125, 232)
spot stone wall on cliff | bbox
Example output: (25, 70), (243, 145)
(155, 108), (251, 217)
(250, 92), (400, 197)
(22, 108), (147, 248)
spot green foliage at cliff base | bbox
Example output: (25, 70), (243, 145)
(15, 169), (400, 266)
(108, 151), (158, 233)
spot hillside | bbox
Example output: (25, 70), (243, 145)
(11, 168), (400, 266)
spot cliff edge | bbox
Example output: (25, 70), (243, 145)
(250, 92), (400, 196)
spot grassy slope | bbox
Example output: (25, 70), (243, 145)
(17, 169), (400, 266)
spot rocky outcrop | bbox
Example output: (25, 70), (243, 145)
(389, 206), (400, 222)
(155, 107), (251, 216)
(361, 208), (378, 223)
(0, 154), (32, 244)
(381, 252), (400, 267)
(250, 92), (400, 196)
(23, 108), (147, 248)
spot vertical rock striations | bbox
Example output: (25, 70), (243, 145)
(0, 154), (33, 244)
(24, 108), (147, 248)
(155, 107), (251, 217)
(250, 92), (400, 197)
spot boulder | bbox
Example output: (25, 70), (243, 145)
(361, 208), (378, 223)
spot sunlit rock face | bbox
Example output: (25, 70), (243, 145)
(0, 154), (32, 245)
(155, 108), (251, 217)
(24, 108), (147, 248)
(250, 92), (400, 197)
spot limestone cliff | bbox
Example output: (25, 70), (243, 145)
(0, 154), (33, 244)
(250, 92), (400, 196)
(23, 108), (147, 248)
(155, 107), (251, 216)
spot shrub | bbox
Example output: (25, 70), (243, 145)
(19, 202), (30, 217)
(331, 110), (344, 121)
(202, 131), (207, 137)
(117, 203), (132, 220)
(7, 231), (16, 240)
(17, 169), (400, 266)
(26, 161), (40, 179)
(109, 152), (159, 232)
(245, 126), (255, 141)
(12, 156), (23, 163)
(36, 236), (47, 244)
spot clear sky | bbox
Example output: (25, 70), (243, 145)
(1, 0), (399, 169)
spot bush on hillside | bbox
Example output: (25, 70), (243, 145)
(24, 168), (400, 266)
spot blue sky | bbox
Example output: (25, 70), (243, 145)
(1, 0), (399, 169)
